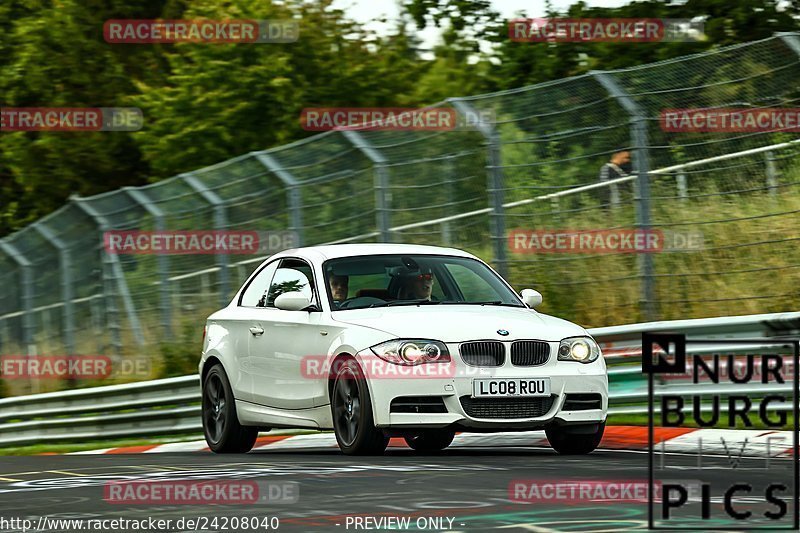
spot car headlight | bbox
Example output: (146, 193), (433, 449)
(370, 339), (450, 366)
(558, 336), (600, 363)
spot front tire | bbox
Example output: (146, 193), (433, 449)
(546, 422), (605, 455)
(330, 358), (388, 455)
(404, 429), (455, 453)
(202, 364), (258, 453)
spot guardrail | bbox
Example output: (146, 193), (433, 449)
(0, 311), (797, 447)
(0, 376), (199, 447)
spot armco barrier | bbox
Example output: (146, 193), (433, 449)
(0, 311), (797, 447)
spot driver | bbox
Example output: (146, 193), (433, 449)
(400, 268), (435, 301)
(329, 273), (349, 304)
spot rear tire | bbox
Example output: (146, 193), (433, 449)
(546, 422), (605, 455)
(404, 429), (455, 453)
(330, 358), (389, 455)
(202, 364), (258, 453)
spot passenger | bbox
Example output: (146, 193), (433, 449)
(400, 268), (435, 300)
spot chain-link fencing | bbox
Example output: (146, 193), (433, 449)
(1, 33), (798, 388)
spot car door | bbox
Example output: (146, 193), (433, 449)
(248, 258), (330, 409)
(231, 259), (280, 403)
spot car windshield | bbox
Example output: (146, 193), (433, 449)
(323, 254), (524, 311)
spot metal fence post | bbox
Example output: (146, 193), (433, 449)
(765, 151), (778, 197)
(593, 71), (656, 322)
(123, 188), (171, 336)
(0, 241), (34, 351)
(676, 172), (688, 201)
(448, 98), (508, 278)
(32, 223), (76, 355)
(777, 33), (800, 197)
(252, 152), (305, 247)
(340, 131), (391, 243)
(70, 195), (144, 351)
(441, 155), (455, 246)
(180, 173), (231, 308)
(0, 240), (36, 393)
(778, 32), (800, 56)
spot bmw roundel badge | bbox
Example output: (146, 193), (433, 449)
(497, 329), (509, 336)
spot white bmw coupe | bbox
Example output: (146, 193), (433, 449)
(200, 244), (608, 455)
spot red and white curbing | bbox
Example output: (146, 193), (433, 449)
(67, 426), (796, 456)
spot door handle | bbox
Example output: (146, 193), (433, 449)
(249, 325), (264, 337)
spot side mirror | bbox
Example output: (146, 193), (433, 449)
(274, 291), (312, 311)
(520, 288), (543, 308)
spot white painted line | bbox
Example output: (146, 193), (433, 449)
(451, 431), (548, 448)
(68, 448), (113, 455)
(257, 433), (339, 450)
(143, 440), (209, 453)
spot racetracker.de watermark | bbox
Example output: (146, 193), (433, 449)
(0, 355), (150, 380)
(509, 18), (704, 42)
(300, 354), (517, 379)
(1, 108), (142, 131)
(104, 20), (298, 43)
(661, 108), (800, 133)
(300, 107), (495, 131)
(508, 228), (704, 254)
(510, 479), (671, 503)
(103, 230), (298, 255)
(103, 480), (299, 504)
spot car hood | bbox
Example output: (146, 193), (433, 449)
(331, 305), (587, 343)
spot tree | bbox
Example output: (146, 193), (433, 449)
(134, 0), (428, 179)
(0, 0), (173, 233)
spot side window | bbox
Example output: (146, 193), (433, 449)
(240, 261), (279, 307)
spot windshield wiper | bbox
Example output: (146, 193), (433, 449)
(365, 299), (519, 309)
(471, 300), (525, 307)
(386, 299), (442, 307)
(357, 300), (441, 309)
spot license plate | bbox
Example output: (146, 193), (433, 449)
(472, 378), (550, 398)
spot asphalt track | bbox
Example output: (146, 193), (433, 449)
(0, 442), (796, 533)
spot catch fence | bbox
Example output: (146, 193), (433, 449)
(1, 33), (799, 374)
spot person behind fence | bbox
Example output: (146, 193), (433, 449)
(598, 150), (631, 207)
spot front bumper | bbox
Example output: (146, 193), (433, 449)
(357, 341), (608, 430)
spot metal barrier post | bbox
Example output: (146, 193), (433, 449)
(593, 71), (656, 322)
(124, 188), (172, 336)
(766, 151), (778, 197)
(0, 241), (35, 351)
(778, 32), (800, 56)
(0, 240), (36, 393)
(32, 223), (76, 355)
(448, 98), (508, 278)
(70, 195), (144, 350)
(676, 172), (688, 201)
(252, 152), (305, 247)
(441, 155), (455, 246)
(340, 131), (391, 243)
(180, 173), (231, 308)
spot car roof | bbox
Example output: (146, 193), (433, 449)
(272, 243), (478, 263)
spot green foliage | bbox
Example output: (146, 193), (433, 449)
(135, 0), (428, 178)
(2, 0), (799, 236)
(158, 320), (203, 378)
